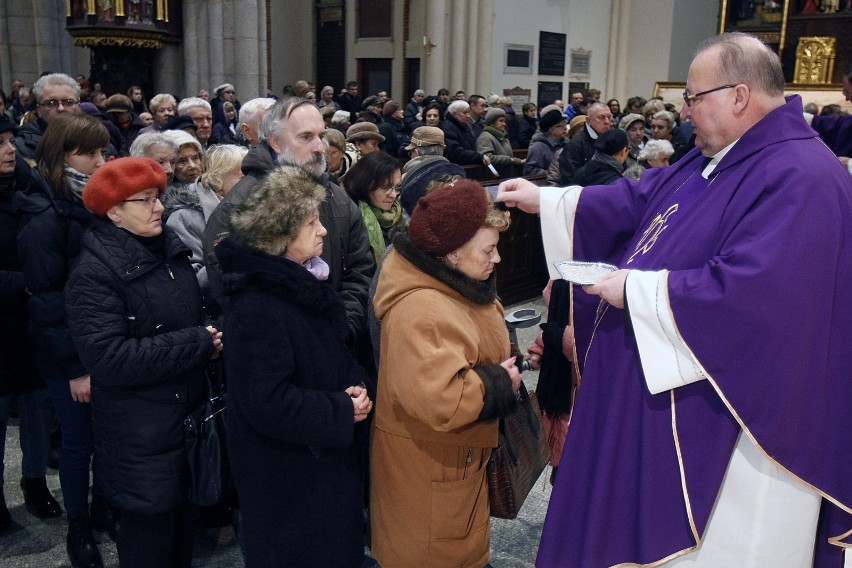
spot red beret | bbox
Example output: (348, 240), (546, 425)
(408, 179), (489, 257)
(83, 157), (167, 217)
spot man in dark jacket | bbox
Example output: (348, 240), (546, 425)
(558, 101), (614, 185)
(14, 73), (81, 166)
(440, 100), (491, 167)
(403, 89), (425, 133)
(573, 128), (629, 186)
(338, 81), (363, 124)
(203, 98), (375, 346)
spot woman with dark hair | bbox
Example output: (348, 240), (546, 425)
(370, 180), (522, 567)
(518, 102), (538, 149)
(342, 151), (404, 265)
(16, 112), (111, 568)
(65, 157), (222, 568)
(422, 102), (443, 128)
(216, 165), (373, 567)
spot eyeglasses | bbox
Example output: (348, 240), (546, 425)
(379, 185), (401, 196)
(39, 98), (79, 108)
(682, 85), (737, 108)
(122, 195), (161, 207)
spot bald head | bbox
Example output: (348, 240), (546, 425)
(586, 102), (613, 135)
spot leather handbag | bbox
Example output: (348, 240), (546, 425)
(184, 363), (229, 507)
(487, 385), (550, 519)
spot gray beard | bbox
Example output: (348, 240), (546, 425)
(277, 148), (327, 177)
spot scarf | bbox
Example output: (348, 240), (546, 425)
(63, 164), (91, 201)
(359, 199), (403, 265)
(285, 254), (330, 281)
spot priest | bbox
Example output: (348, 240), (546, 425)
(498, 32), (852, 567)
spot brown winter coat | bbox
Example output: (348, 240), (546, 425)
(369, 233), (516, 568)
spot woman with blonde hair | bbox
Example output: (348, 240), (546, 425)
(200, 144), (248, 197)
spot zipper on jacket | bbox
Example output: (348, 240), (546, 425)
(463, 448), (473, 479)
(165, 263), (175, 280)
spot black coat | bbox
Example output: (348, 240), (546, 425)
(65, 218), (213, 515)
(0, 176), (40, 396)
(518, 115), (538, 149)
(15, 169), (94, 381)
(573, 154), (624, 186)
(217, 238), (370, 568)
(559, 126), (597, 185)
(379, 116), (407, 157)
(441, 113), (484, 165)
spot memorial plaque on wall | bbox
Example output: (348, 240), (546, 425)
(538, 31), (566, 76)
(537, 81), (563, 109)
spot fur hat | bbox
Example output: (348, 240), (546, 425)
(0, 113), (17, 136)
(104, 94), (133, 114)
(346, 122), (385, 143)
(400, 157), (465, 216)
(215, 83), (235, 97)
(408, 179), (488, 257)
(618, 112), (645, 132)
(362, 96), (381, 110)
(539, 106), (565, 132)
(484, 107), (506, 126)
(382, 100), (401, 117)
(594, 128), (629, 155)
(230, 165), (327, 256)
(568, 115), (587, 138)
(83, 157), (167, 217)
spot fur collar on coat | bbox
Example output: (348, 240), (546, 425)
(216, 238), (348, 339)
(392, 228), (497, 306)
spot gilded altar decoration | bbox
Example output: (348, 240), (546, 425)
(793, 37), (837, 84)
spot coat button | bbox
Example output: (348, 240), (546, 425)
(175, 393), (180, 399)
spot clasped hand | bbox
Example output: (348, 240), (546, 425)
(346, 385), (373, 423)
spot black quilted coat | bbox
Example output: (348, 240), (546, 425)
(15, 169), (93, 382)
(65, 217), (214, 515)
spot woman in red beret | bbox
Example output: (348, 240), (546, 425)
(64, 157), (223, 568)
(16, 112), (111, 567)
(369, 180), (523, 567)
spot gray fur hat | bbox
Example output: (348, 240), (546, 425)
(230, 165), (327, 256)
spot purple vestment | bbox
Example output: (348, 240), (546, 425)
(537, 97), (852, 567)
(811, 114), (852, 158)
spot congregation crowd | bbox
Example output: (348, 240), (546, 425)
(1, 30), (851, 568)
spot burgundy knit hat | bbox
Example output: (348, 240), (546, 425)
(83, 157), (167, 217)
(408, 179), (489, 257)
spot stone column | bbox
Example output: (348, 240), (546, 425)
(606, 0), (632, 105)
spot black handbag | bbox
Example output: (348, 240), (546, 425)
(487, 385), (550, 519)
(184, 363), (229, 507)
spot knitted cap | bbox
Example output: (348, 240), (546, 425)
(408, 179), (489, 257)
(346, 122), (385, 143)
(539, 106), (565, 131)
(400, 157), (465, 216)
(594, 128), (629, 155)
(83, 157), (167, 217)
(484, 107), (506, 126)
(382, 100), (401, 117)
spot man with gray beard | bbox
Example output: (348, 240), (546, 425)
(203, 98), (375, 346)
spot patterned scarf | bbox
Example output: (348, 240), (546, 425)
(359, 199), (403, 266)
(63, 163), (92, 201)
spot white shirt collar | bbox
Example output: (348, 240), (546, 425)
(701, 138), (739, 179)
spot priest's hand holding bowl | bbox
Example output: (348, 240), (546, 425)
(583, 269), (630, 309)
